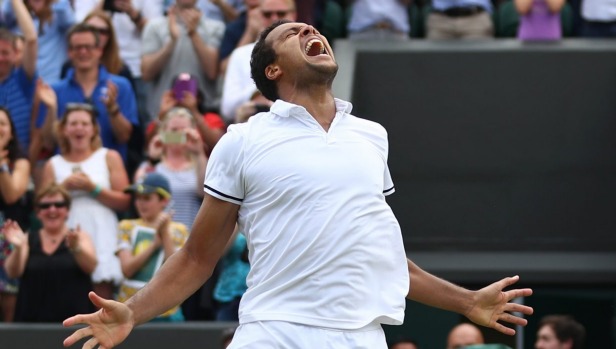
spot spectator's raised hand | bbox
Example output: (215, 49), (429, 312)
(36, 79), (57, 109)
(159, 90), (178, 118)
(185, 128), (204, 155)
(65, 225), (81, 252)
(167, 6), (181, 41)
(63, 172), (96, 192)
(101, 80), (120, 115)
(113, 0), (136, 15)
(246, 6), (265, 38)
(2, 219), (27, 249)
(178, 8), (201, 36)
(178, 91), (199, 114)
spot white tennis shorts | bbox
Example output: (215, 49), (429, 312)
(227, 321), (387, 349)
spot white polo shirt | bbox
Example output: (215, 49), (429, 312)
(204, 98), (408, 330)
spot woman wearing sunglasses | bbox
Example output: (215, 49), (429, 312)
(2, 183), (97, 322)
(40, 104), (130, 300)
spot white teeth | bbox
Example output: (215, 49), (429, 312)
(305, 39), (324, 55)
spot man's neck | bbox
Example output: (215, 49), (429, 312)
(74, 67), (99, 94)
(284, 86), (337, 131)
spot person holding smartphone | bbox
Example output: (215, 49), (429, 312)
(133, 106), (212, 321)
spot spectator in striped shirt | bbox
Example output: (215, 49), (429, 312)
(0, 0), (38, 155)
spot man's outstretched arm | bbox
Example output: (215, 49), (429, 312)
(63, 194), (240, 348)
(406, 258), (533, 335)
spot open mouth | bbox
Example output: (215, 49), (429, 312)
(305, 38), (326, 57)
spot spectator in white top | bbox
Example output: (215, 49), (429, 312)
(579, 0), (616, 37)
(347, 0), (410, 40)
(220, 0), (296, 123)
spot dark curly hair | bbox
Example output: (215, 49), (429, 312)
(250, 20), (292, 102)
(0, 107), (24, 162)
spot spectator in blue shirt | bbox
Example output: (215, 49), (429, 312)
(0, 0), (37, 155)
(37, 23), (138, 164)
(2, 0), (75, 84)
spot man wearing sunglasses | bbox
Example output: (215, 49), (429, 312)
(218, 0), (297, 77)
(220, 0), (296, 123)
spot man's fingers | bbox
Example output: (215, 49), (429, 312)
(506, 287), (533, 301)
(493, 322), (517, 336)
(500, 312), (528, 327)
(505, 302), (534, 316)
(83, 337), (99, 349)
(89, 291), (111, 309)
(63, 325), (92, 347)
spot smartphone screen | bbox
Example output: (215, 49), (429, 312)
(161, 131), (187, 144)
(173, 74), (197, 100)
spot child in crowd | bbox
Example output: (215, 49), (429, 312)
(115, 172), (188, 322)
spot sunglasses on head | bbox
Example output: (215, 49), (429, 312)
(261, 10), (291, 19)
(38, 201), (68, 209)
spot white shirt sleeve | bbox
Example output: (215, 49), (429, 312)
(203, 124), (246, 205)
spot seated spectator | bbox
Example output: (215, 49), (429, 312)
(535, 314), (585, 349)
(37, 23), (139, 165)
(141, 0), (224, 119)
(1, 0), (75, 84)
(347, 0), (410, 40)
(40, 103), (131, 300)
(2, 184), (97, 322)
(0, 0), (37, 157)
(447, 323), (485, 349)
(116, 172), (189, 322)
(220, 0), (296, 123)
(515, 0), (565, 40)
(427, 0), (494, 39)
(0, 106), (31, 323)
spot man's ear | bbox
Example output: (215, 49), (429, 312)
(563, 338), (573, 349)
(265, 65), (281, 81)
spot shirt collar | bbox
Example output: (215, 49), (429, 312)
(269, 98), (353, 118)
(68, 65), (109, 85)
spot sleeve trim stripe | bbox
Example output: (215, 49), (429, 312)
(204, 184), (244, 202)
(383, 186), (395, 195)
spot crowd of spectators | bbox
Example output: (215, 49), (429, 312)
(0, 0), (611, 328)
